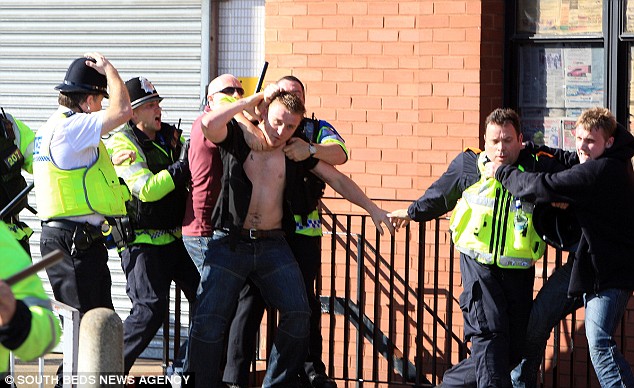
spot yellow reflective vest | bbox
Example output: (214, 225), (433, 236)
(0, 221), (61, 373)
(449, 152), (546, 269)
(33, 113), (129, 220)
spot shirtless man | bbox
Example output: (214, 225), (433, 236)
(183, 88), (393, 387)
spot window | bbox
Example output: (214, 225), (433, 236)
(509, 1), (630, 151)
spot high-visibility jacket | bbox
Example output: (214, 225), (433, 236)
(292, 117), (348, 237)
(0, 113), (35, 241)
(449, 152), (546, 269)
(0, 221), (61, 374)
(106, 123), (187, 245)
(32, 112), (129, 220)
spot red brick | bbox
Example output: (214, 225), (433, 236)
(278, 29), (308, 42)
(292, 15), (323, 29)
(351, 42), (383, 55)
(366, 187), (396, 200)
(353, 69), (385, 83)
(367, 83), (397, 97)
(353, 16), (384, 29)
(368, 2), (398, 15)
(307, 2), (337, 16)
(432, 82), (464, 97)
(385, 16), (416, 29)
(352, 122), (382, 136)
(384, 42), (415, 56)
(321, 95), (352, 109)
(382, 97), (413, 110)
(382, 148), (413, 163)
(434, 1), (467, 14)
(278, 3), (308, 16)
(432, 56), (464, 70)
(383, 175), (412, 189)
(307, 29), (336, 42)
(294, 42), (323, 55)
(432, 28), (466, 42)
(266, 42), (293, 55)
(335, 29), (368, 42)
(368, 29), (399, 42)
(336, 109), (367, 123)
(367, 135), (396, 149)
(366, 55), (399, 69)
(306, 82), (337, 97)
(336, 81), (367, 96)
(307, 54), (337, 68)
(449, 96), (481, 111)
(323, 16), (353, 29)
(278, 54), (308, 68)
(352, 96), (382, 110)
(337, 2), (368, 15)
(350, 147), (381, 162)
(322, 42), (352, 55)
(450, 14), (482, 28)
(336, 55), (368, 69)
(366, 161), (397, 176)
(383, 122), (413, 136)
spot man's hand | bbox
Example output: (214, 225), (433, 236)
(283, 137), (311, 161)
(483, 161), (501, 179)
(83, 52), (111, 75)
(0, 281), (16, 327)
(369, 207), (396, 236)
(387, 208), (412, 231)
(111, 150), (136, 165)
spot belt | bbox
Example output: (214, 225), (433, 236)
(240, 228), (285, 240)
(42, 219), (87, 233)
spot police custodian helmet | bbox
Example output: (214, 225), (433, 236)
(532, 204), (582, 252)
(125, 76), (163, 109)
(55, 57), (109, 98)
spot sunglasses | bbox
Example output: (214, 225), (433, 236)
(219, 86), (245, 96)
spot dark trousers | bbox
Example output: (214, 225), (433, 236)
(441, 253), (535, 388)
(223, 234), (324, 385)
(41, 222), (114, 386)
(121, 240), (200, 374)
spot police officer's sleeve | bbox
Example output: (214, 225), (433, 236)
(15, 118), (35, 174)
(0, 223), (61, 361)
(407, 150), (479, 223)
(106, 133), (182, 202)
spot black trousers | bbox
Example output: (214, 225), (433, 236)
(121, 240), (200, 374)
(41, 221), (114, 387)
(223, 233), (323, 385)
(440, 253), (535, 388)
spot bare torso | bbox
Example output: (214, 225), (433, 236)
(242, 147), (286, 230)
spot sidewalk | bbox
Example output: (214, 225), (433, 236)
(11, 353), (164, 388)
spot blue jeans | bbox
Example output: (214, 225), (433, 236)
(511, 260), (583, 388)
(182, 235), (212, 274)
(585, 288), (634, 387)
(183, 232), (311, 388)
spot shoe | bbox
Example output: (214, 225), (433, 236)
(308, 373), (337, 388)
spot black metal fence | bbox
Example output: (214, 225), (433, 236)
(164, 205), (632, 388)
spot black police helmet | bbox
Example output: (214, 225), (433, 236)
(125, 76), (163, 109)
(532, 204), (581, 251)
(55, 57), (109, 98)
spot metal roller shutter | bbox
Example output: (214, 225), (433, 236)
(0, 0), (206, 360)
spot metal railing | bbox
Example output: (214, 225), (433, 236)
(160, 205), (629, 387)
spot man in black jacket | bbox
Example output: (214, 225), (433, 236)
(390, 108), (564, 387)
(490, 107), (634, 387)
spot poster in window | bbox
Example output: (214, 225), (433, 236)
(519, 47), (565, 108)
(517, 0), (602, 35)
(564, 47), (604, 107)
(562, 118), (577, 151)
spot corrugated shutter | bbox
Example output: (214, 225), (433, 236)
(0, 0), (206, 361)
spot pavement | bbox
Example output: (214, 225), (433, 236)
(10, 353), (164, 388)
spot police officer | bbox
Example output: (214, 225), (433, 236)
(0, 110), (35, 253)
(389, 108), (564, 388)
(32, 53), (132, 386)
(0, 221), (61, 379)
(106, 76), (199, 375)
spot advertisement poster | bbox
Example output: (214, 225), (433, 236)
(517, 0), (602, 35)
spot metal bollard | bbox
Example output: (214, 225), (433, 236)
(77, 308), (124, 388)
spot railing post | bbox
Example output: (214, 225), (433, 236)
(52, 300), (79, 388)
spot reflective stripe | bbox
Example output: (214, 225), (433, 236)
(132, 228), (181, 245)
(131, 172), (153, 196)
(118, 162), (147, 180)
(294, 210), (322, 236)
(21, 296), (52, 310)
